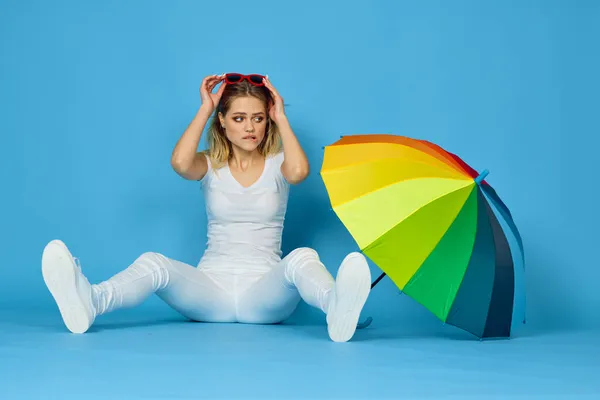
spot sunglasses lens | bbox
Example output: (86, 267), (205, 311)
(249, 75), (264, 84)
(226, 74), (242, 83)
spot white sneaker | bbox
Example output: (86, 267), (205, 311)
(326, 252), (371, 342)
(42, 239), (96, 334)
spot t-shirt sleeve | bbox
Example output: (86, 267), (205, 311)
(273, 151), (287, 186)
(198, 152), (212, 184)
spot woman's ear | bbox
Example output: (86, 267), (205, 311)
(218, 112), (224, 127)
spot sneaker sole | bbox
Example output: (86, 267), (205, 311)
(327, 253), (371, 342)
(41, 240), (93, 334)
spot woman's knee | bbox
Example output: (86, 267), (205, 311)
(286, 247), (320, 264)
(136, 251), (163, 260)
(132, 252), (171, 285)
(135, 251), (168, 265)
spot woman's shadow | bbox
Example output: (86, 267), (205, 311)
(281, 180), (336, 256)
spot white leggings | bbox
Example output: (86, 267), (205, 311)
(90, 247), (335, 324)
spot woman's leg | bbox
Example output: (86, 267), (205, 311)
(236, 247), (371, 342)
(41, 239), (235, 334)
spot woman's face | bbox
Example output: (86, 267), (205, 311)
(219, 96), (268, 153)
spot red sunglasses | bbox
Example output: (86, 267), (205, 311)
(224, 73), (265, 86)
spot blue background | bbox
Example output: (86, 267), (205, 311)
(1, 1), (599, 398)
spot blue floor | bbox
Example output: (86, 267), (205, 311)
(2, 307), (599, 399)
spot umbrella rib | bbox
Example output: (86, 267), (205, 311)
(331, 175), (472, 209)
(361, 181), (476, 253)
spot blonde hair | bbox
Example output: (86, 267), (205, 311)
(204, 80), (282, 169)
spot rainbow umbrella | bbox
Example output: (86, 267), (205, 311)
(320, 134), (525, 339)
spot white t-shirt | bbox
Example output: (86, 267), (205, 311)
(197, 151), (290, 273)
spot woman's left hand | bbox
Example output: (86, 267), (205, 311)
(263, 76), (286, 123)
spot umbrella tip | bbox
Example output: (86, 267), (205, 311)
(475, 169), (489, 185)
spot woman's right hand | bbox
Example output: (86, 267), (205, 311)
(200, 74), (226, 112)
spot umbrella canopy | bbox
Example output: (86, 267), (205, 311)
(320, 134), (525, 339)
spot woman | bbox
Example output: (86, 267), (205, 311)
(41, 73), (372, 342)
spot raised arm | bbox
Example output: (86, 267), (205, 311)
(263, 76), (309, 185)
(171, 74), (225, 181)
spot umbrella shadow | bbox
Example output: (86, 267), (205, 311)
(345, 323), (534, 342)
(280, 178), (334, 255)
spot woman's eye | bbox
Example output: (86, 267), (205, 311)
(232, 116), (263, 122)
